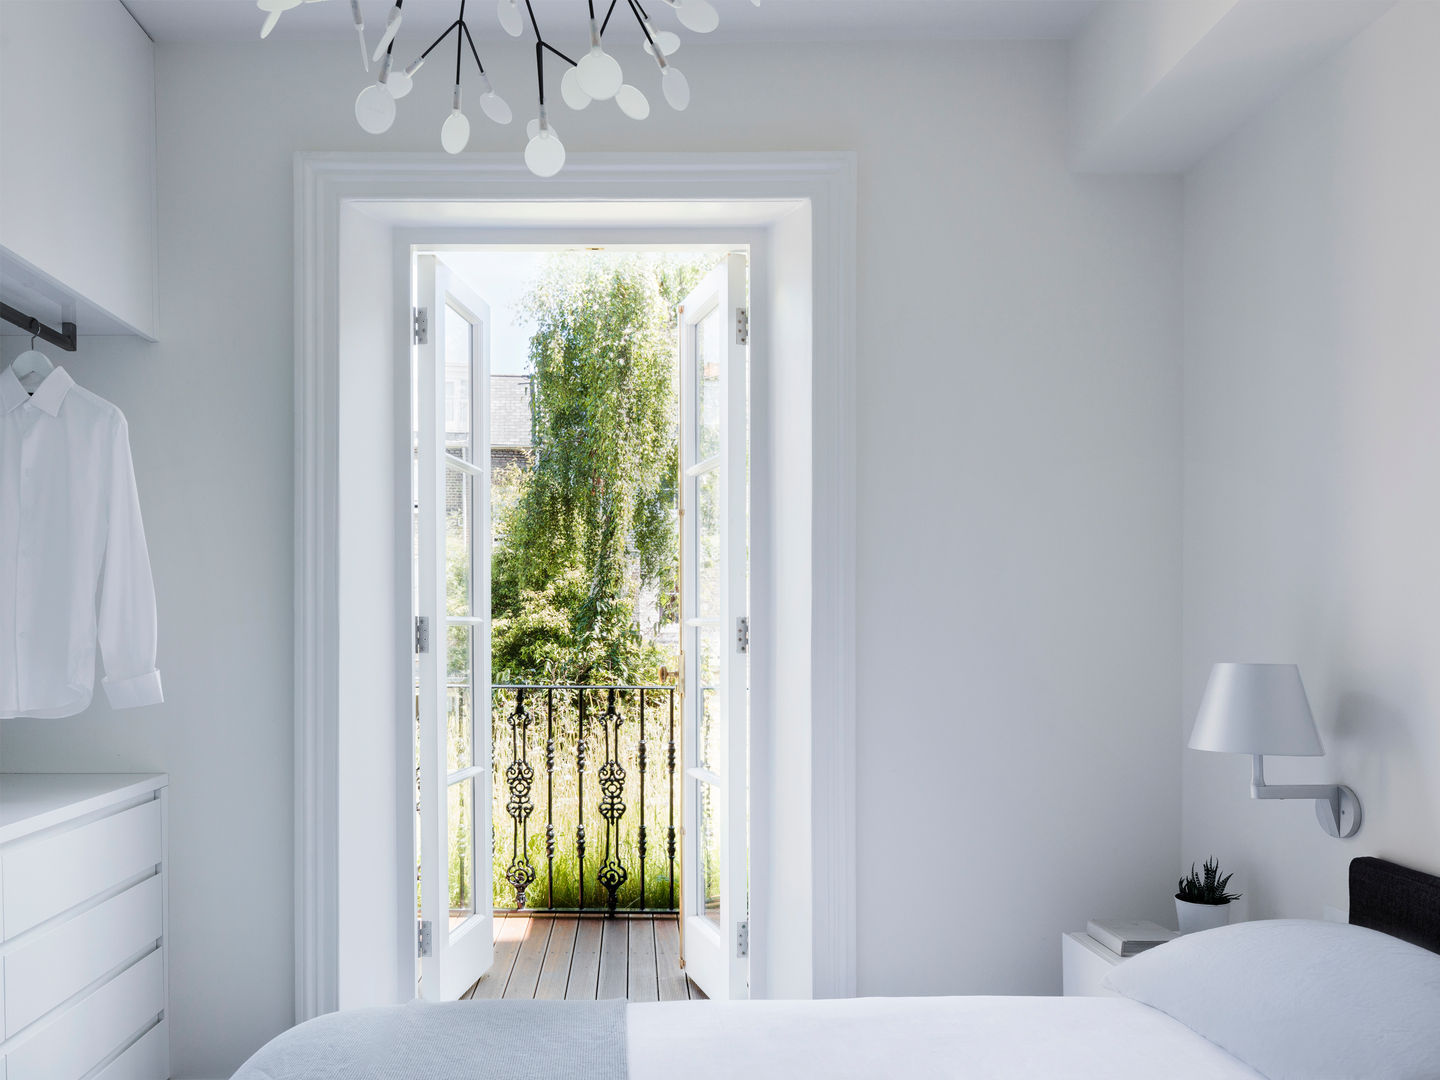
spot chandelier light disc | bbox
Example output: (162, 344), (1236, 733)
(497, 0), (525, 38)
(441, 109), (471, 154)
(355, 83), (398, 133)
(643, 30), (681, 57)
(615, 84), (650, 120)
(387, 70), (414, 98)
(576, 47), (624, 101)
(372, 5), (404, 62)
(672, 0), (719, 34)
(479, 91), (513, 124)
(525, 131), (567, 177)
(561, 67), (593, 111)
(661, 66), (690, 111)
(257, 0), (301, 13)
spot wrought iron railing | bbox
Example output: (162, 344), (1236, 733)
(491, 685), (679, 914)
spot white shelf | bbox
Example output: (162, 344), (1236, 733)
(0, 774), (167, 846)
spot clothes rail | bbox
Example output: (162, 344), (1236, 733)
(0, 301), (77, 352)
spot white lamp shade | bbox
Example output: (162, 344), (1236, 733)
(1189, 663), (1324, 756)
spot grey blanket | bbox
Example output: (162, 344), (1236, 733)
(231, 999), (628, 1080)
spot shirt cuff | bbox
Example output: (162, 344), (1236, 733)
(102, 669), (164, 710)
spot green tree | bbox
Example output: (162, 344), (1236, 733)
(491, 254), (707, 685)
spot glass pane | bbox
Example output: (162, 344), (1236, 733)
(698, 625), (720, 773)
(696, 467), (720, 619)
(448, 777), (476, 929)
(445, 467), (474, 617)
(447, 625), (473, 772)
(694, 306), (721, 461)
(444, 303), (473, 446)
(698, 779), (721, 926)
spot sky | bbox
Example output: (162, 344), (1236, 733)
(439, 251), (548, 376)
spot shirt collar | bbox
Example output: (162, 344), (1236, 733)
(30, 366), (75, 416)
(1, 365), (74, 417)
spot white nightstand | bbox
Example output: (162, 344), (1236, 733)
(1061, 932), (1125, 997)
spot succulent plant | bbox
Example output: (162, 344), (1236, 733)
(1176, 857), (1241, 905)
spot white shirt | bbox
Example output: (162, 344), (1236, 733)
(0, 365), (163, 718)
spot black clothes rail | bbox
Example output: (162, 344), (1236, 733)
(0, 301), (77, 352)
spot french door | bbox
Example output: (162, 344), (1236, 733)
(414, 253), (494, 999)
(679, 253), (749, 1000)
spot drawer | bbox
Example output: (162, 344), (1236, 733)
(6, 949), (164, 1080)
(5, 875), (163, 1035)
(95, 1019), (168, 1080)
(2, 799), (162, 939)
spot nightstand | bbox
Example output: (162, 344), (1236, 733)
(1061, 931), (1125, 997)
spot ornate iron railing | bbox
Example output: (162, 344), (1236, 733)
(490, 685), (679, 914)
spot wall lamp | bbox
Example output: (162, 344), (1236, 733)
(1189, 663), (1362, 839)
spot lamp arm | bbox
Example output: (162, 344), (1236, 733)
(1248, 755), (1361, 838)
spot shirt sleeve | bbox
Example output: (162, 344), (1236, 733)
(98, 410), (163, 710)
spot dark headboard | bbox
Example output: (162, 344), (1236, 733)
(1350, 857), (1440, 955)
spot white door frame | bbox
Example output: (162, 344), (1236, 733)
(295, 152), (856, 1020)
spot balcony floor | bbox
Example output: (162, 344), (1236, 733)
(462, 913), (708, 1002)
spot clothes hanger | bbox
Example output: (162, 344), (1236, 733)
(8, 331), (54, 394)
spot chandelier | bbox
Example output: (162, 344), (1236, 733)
(256, 0), (756, 176)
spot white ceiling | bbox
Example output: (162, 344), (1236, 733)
(121, 0), (1100, 44)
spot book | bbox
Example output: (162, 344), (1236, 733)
(1087, 918), (1177, 958)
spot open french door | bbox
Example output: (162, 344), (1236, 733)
(414, 253), (494, 999)
(678, 253), (749, 1000)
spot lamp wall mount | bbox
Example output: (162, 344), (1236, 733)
(1249, 755), (1362, 839)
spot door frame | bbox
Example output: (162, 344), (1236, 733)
(295, 152), (856, 1020)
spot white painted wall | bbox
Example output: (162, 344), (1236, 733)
(0, 0), (158, 337)
(335, 205), (406, 1008)
(1068, 0), (1391, 174)
(1182, 1), (1440, 920)
(750, 202), (815, 999)
(0, 36), (1182, 1075)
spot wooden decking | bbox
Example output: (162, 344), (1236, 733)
(462, 914), (708, 1002)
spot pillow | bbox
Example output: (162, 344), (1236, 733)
(1105, 919), (1440, 1080)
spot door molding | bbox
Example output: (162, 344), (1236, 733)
(294, 151), (857, 1020)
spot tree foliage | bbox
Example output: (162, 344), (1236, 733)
(490, 254), (709, 685)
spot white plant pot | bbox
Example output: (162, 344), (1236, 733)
(1175, 897), (1231, 934)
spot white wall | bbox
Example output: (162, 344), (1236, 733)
(1182, 1), (1440, 920)
(0, 36), (1183, 1075)
(335, 205), (407, 1008)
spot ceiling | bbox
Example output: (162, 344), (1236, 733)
(121, 0), (1100, 44)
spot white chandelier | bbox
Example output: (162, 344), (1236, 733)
(256, 0), (756, 176)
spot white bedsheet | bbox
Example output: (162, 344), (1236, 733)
(627, 996), (1264, 1079)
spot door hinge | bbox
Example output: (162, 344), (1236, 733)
(413, 306), (429, 345)
(736, 920), (749, 958)
(417, 919), (432, 958)
(735, 307), (749, 345)
(414, 615), (430, 654)
(736, 616), (750, 654)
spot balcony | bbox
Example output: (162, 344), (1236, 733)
(488, 685), (681, 915)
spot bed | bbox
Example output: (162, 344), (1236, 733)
(234, 857), (1440, 1080)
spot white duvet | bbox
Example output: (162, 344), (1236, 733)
(627, 996), (1264, 1079)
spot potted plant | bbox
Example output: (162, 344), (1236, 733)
(1175, 857), (1240, 933)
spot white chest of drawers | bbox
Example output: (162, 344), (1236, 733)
(0, 774), (169, 1080)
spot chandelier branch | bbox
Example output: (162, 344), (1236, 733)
(416, 20), (461, 64)
(462, 21), (488, 74)
(601, 0), (620, 36)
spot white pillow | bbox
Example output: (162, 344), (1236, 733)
(1105, 919), (1440, 1080)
